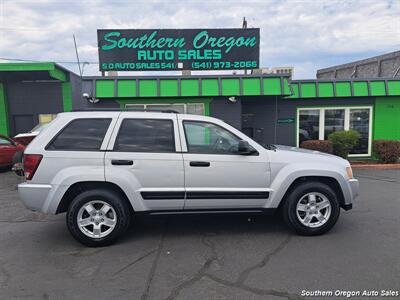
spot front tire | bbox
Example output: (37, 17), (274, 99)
(282, 181), (340, 235)
(66, 189), (131, 247)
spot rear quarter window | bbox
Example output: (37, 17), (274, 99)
(46, 118), (111, 151)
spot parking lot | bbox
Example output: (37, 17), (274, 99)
(0, 169), (399, 300)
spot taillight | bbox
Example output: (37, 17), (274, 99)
(23, 154), (43, 180)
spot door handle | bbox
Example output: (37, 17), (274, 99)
(111, 159), (134, 166)
(190, 161), (210, 167)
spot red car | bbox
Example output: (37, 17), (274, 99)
(0, 135), (26, 168)
(13, 123), (48, 145)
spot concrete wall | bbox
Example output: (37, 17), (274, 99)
(210, 97), (242, 130)
(6, 81), (63, 135)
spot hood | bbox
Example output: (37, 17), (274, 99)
(274, 144), (337, 157)
(270, 144), (350, 168)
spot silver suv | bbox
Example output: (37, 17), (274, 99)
(18, 110), (359, 246)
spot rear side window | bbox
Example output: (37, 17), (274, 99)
(46, 118), (111, 151)
(114, 119), (175, 152)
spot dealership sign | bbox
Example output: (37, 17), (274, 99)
(97, 28), (260, 71)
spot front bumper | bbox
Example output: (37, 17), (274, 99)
(341, 178), (359, 211)
(349, 178), (359, 199)
(18, 182), (52, 212)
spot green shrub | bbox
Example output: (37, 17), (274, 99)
(373, 140), (400, 163)
(300, 140), (333, 154)
(328, 130), (360, 159)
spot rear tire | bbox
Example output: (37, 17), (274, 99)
(282, 181), (340, 236)
(66, 189), (131, 247)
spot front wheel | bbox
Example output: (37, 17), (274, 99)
(282, 182), (340, 235)
(66, 189), (131, 247)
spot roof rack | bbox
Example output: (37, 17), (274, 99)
(71, 108), (180, 113)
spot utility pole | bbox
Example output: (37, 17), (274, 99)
(73, 34), (82, 77)
(243, 17), (248, 75)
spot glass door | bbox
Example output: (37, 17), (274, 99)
(324, 109), (345, 140)
(298, 109), (320, 145)
(349, 109), (370, 155)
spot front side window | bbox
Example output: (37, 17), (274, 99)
(183, 121), (244, 154)
(47, 118), (111, 151)
(114, 119), (175, 152)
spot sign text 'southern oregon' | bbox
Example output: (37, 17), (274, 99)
(97, 28), (260, 71)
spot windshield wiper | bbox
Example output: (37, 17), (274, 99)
(264, 144), (277, 151)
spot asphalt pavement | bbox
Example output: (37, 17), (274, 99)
(0, 169), (399, 300)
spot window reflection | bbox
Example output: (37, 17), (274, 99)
(350, 109), (370, 154)
(299, 110), (320, 145)
(324, 109), (345, 139)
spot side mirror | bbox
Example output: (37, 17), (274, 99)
(238, 140), (258, 155)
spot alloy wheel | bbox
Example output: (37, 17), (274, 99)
(296, 192), (332, 228)
(77, 200), (117, 238)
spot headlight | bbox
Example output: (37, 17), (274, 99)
(346, 166), (354, 179)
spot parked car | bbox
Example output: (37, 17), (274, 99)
(13, 123), (48, 145)
(0, 135), (25, 169)
(17, 110), (359, 247)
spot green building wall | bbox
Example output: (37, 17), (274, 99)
(0, 83), (9, 136)
(373, 97), (400, 140)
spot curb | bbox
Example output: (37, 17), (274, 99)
(351, 163), (400, 170)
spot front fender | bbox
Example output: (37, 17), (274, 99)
(267, 162), (350, 208)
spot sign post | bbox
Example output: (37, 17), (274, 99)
(97, 28), (260, 71)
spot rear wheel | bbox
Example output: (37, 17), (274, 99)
(66, 189), (131, 247)
(283, 181), (340, 235)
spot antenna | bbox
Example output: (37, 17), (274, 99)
(73, 34), (82, 77)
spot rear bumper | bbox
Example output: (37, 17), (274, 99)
(18, 182), (52, 212)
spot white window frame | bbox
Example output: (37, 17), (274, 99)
(296, 106), (373, 157)
(125, 103), (205, 115)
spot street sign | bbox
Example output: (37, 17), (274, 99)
(277, 118), (295, 124)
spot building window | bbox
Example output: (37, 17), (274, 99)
(297, 106), (372, 156)
(125, 103), (205, 115)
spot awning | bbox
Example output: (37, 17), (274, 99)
(288, 79), (400, 98)
(0, 62), (67, 82)
(82, 74), (292, 99)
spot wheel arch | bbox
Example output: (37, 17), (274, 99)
(56, 181), (134, 214)
(277, 176), (346, 210)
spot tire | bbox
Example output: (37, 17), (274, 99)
(282, 181), (340, 236)
(66, 189), (131, 247)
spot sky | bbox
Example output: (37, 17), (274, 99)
(0, 0), (399, 79)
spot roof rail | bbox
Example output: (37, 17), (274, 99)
(71, 108), (180, 113)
